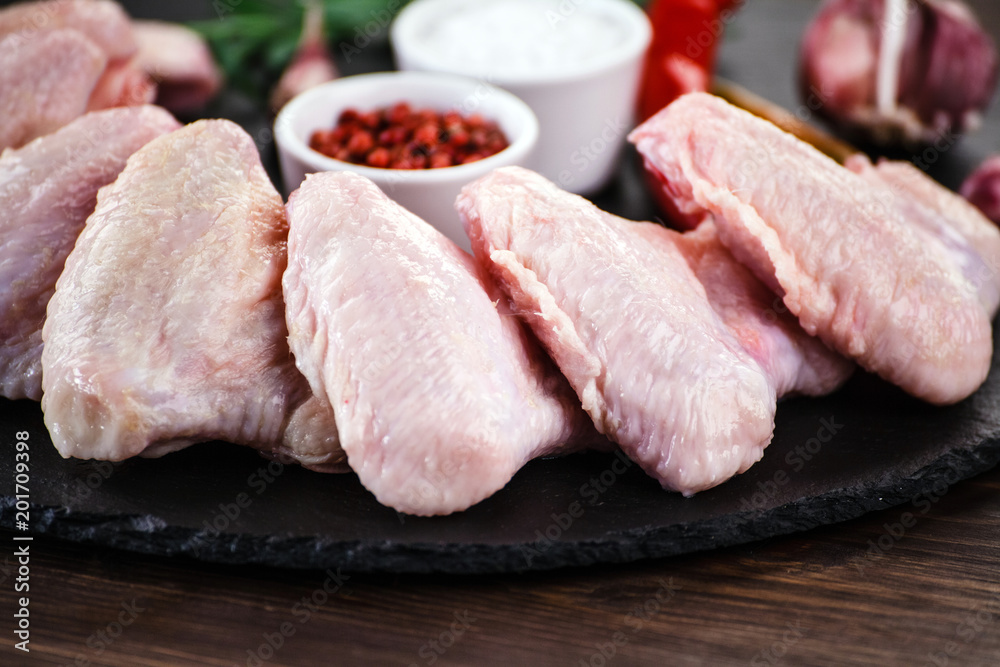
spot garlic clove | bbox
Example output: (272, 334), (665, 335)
(269, 1), (338, 114)
(898, 1), (998, 136)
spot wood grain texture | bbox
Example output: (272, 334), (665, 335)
(2, 466), (998, 665)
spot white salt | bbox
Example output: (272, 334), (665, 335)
(414, 0), (627, 79)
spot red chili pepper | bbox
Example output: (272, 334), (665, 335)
(637, 0), (743, 228)
(638, 0), (744, 121)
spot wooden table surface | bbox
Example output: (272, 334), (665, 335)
(4, 1), (1000, 665)
(0, 466), (997, 666)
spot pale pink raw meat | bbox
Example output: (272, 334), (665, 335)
(0, 0), (137, 61)
(643, 219), (855, 399)
(283, 171), (590, 515)
(630, 92), (991, 405)
(0, 29), (106, 150)
(278, 395), (345, 473)
(0, 105), (179, 401)
(0, 2), (153, 148)
(133, 20), (222, 113)
(846, 154), (1000, 316)
(41, 120), (343, 471)
(457, 166), (776, 495)
(86, 57), (157, 111)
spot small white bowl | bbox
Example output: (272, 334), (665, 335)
(391, 0), (651, 195)
(274, 71), (538, 250)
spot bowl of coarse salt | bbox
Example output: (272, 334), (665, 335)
(391, 0), (652, 195)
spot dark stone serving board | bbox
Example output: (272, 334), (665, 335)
(2, 0), (1000, 574)
(2, 360), (1000, 574)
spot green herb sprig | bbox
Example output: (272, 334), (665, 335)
(189, 0), (405, 102)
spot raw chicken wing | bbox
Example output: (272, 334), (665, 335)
(132, 20), (222, 113)
(846, 154), (1000, 316)
(0, 0), (137, 61)
(41, 120), (343, 470)
(0, 105), (179, 401)
(0, 30), (106, 150)
(283, 171), (590, 515)
(457, 166), (777, 495)
(630, 92), (991, 405)
(656, 219), (855, 398)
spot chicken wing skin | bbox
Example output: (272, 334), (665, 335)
(41, 119), (342, 470)
(631, 92), (991, 405)
(283, 171), (590, 515)
(457, 166), (778, 495)
(0, 105), (180, 401)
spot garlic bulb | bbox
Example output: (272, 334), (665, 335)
(799, 0), (998, 146)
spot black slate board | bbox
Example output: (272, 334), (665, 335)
(1, 0), (1000, 574)
(3, 357), (1000, 574)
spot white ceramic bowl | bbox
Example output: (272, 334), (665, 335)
(274, 71), (538, 250)
(391, 0), (651, 195)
